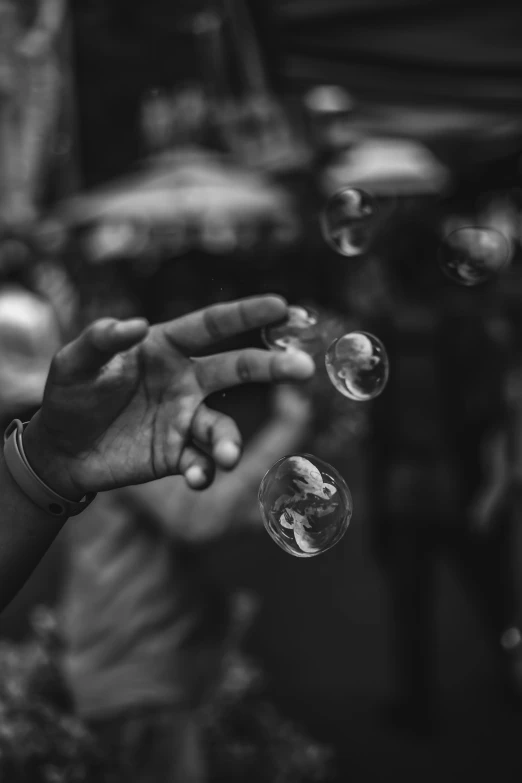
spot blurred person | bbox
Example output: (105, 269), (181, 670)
(0, 0), (69, 227)
(0, 0), (78, 434)
(366, 203), (522, 735)
(0, 0), (81, 637)
(59, 381), (312, 783)
(0, 294), (316, 615)
(0, 207), (78, 635)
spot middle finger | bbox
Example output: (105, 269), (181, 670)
(195, 348), (315, 394)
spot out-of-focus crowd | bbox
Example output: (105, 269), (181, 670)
(3, 1), (522, 782)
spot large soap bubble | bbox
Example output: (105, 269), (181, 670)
(438, 226), (510, 287)
(261, 305), (322, 356)
(259, 454), (352, 558)
(320, 187), (377, 257)
(325, 331), (389, 401)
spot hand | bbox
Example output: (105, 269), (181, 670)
(22, 296), (315, 499)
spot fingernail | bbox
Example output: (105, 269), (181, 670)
(216, 441), (241, 467)
(280, 351), (315, 378)
(115, 318), (149, 334)
(185, 465), (207, 487)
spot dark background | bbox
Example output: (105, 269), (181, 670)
(4, 1), (522, 780)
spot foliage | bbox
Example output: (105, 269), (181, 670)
(0, 608), (106, 783)
(0, 605), (335, 782)
(203, 650), (336, 783)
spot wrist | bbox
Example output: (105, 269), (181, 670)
(22, 412), (85, 502)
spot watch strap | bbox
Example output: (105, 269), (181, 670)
(3, 419), (96, 519)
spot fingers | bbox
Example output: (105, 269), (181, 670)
(177, 405), (243, 489)
(54, 318), (149, 377)
(191, 404), (242, 470)
(162, 295), (288, 354)
(178, 443), (215, 490)
(195, 347), (315, 394)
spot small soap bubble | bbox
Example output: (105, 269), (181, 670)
(438, 226), (510, 287)
(262, 305), (322, 355)
(259, 454), (352, 557)
(321, 187), (377, 257)
(325, 331), (389, 401)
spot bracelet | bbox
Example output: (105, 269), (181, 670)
(3, 419), (96, 519)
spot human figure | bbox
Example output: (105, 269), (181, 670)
(0, 294), (315, 614)
(0, 0), (68, 227)
(59, 382), (311, 783)
(368, 214), (522, 734)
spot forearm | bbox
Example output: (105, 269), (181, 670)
(0, 447), (65, 613)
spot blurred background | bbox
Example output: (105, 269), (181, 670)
(2, 1), (522, 781)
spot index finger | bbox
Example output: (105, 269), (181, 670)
(161, 295), (288, 354)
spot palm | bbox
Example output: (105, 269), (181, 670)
(41, 329), (204, 492)
(25, 296), (315, 497)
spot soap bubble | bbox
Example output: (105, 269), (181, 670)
(438, 226), (510, 287)
(320, 187), (377, 257)
(259, 454), (352, 557)
(325, 331), (389, 401)
(262, 305), (322, 355)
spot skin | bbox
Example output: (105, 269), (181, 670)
(0, 294), (315, 611)
(116, 384), (313, 543)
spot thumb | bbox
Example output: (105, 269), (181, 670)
(53, 318), (149, 378)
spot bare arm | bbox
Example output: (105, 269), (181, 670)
(0, 447), (64, 614)
(0, 296), (315, 611)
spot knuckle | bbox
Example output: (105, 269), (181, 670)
(236, 353), (252, 382)
(203, 308), (223, 342)
(201, 410), (218, 441)
(89, 318), (118, 349)
(237, 300), (253, 330)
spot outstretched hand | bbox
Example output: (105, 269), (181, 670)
(22, 295), (315, 499)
